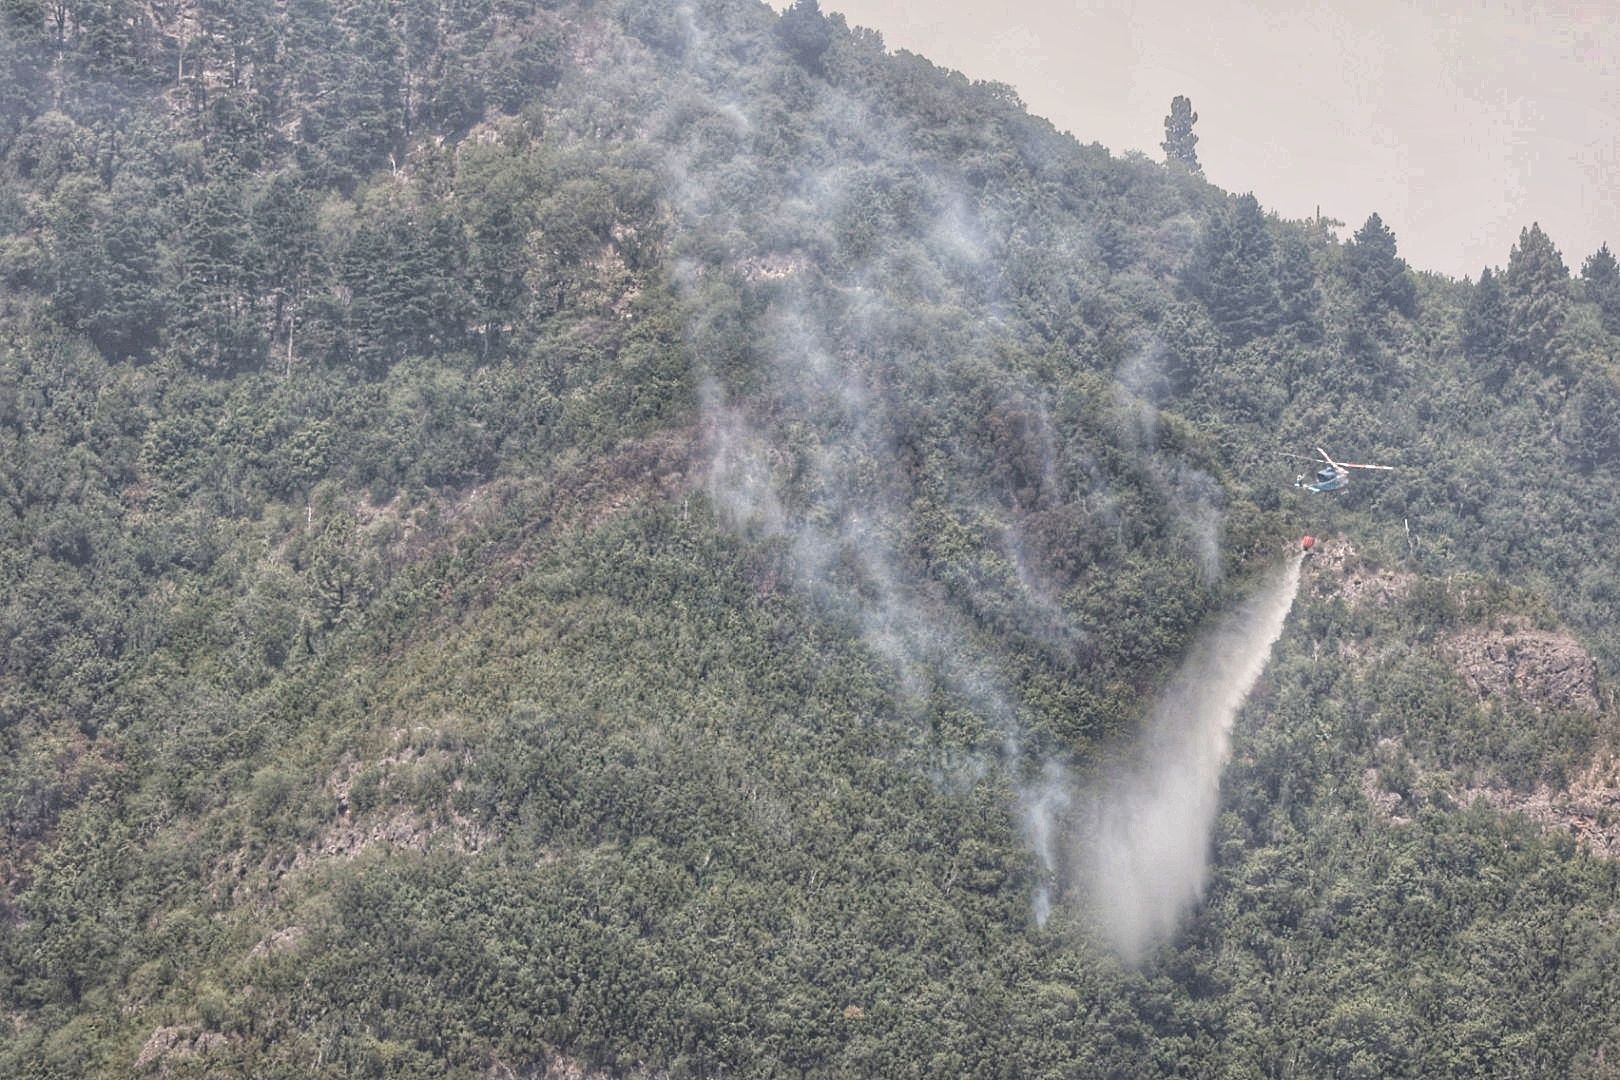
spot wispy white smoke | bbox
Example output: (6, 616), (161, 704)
(702, 380), (787, 538)
(1017, 761), (1073, 926)
(660, 5), (1253, 930)
(665, 17), (1043, 749)
(1114, 336), (1226, 582)
(1080, 554), (1303, 960)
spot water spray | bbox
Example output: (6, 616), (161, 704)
(1078, 551), (1305, 960)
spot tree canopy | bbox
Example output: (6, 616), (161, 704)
(1345, 211), (1418, 317)
(1505, 222), (1571, 367)
(1, 2), (1620, 1077)
(1161, 93), (1201, 172)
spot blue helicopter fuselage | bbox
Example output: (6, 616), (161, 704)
(1298, 466), (1346, 493)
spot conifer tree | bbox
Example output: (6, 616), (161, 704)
(1504, 222), (1569, 366)
(1193, 193), (1276, 345)
(1161, 95), (1200, 173)
(1580, 243), (1620, 334)
(1461, 267), (1509, 360)
(252, 171), (324, 371)
(1275, 231), (1321, 340)
(167, 177), (267, 370)
(778, 0), (832, 73)
(1344, 212), (1416, 317)
(1566, 371), (1620, 471)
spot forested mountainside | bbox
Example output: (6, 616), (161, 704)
(4, 0), (1620, 1075)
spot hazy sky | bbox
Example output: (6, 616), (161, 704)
(799, 1), (1620, 279)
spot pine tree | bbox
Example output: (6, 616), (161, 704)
(1580, 243), (1620, 334)
(94, 185), (167, 357)
(1344, 212), (1416, 317)
(167, 177), (267, 370)
(778, 0), (832, 74)
(1095, 218), (1130, 272)
(44, 175), (166, 360)
(1566, 371), (1620, 471)
(344, 202), (468, 369)
(252, 171), (324, 372)
(1192, 193), (1276, 345)
(330, 0), (406, 184)
(1461, 267), (1509, 359)
(1161, 95), (1200, 173)
(1275, 231), (1321, 340)
(0, 2), (50, 139)
(1504, 222), (1569, 366)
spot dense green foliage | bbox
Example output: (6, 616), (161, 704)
(1161, 94), (1199, 174)
(2, 0), (1619, 1075)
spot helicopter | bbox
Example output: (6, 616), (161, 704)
(1290, 446), (1395, 493)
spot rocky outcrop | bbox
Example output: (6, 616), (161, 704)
(484, 1050), (667, 1079)
(1464, 751), (1620, 859)
(247, 925), (306, 960)
(1306, 539), (1601, 712)
(1306, 537), (1413, 608)
(135, 1026), (230, 1074)
(1442, 623), (1601, 713)
(737, 251), (808, 281)
(1363, 751), (1620, 860)
(1360, 766), (1409, 824)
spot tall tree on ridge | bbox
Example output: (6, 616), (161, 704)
(1344, 212), (1417, 317)
(1275, 230), (1321, 340)
(1580, 243), (1620, 334)
(778, 0), (832, 74)
(1504, 222), (1569, 367)
(1162, 95), (1200, 173)
(1462, 267), (1508, 360)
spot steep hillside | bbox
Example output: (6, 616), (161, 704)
(2, 0), (1619, 1075)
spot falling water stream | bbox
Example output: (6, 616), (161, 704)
(1081, 553), (1305, 960)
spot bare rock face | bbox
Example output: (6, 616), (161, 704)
(1306, 538), (1413, 608)
(1364, 751), (1620, 861)
(247, 925), (306, 960)
(1464, 752), (1620, 860)
(1360, 766), (1409, 824)
(484, 1051), (665, 1079)
(135, 1026), (229, 1074)
(1566, 751), (1620, 858)
(737, 251), (808, 281)
(1306, 537), (1600, 714)
(1443, 624), (1601, 713)
(1313, 540), (1618, 857)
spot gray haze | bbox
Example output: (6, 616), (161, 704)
(668, 2), (1313, 928)
(1080, 554), (1302, 961)
(795, 0), (1620, 279)
(665, 10), (1042, 755)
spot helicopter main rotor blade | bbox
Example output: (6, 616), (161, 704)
(1337, 461), (1396, 471)
(1316, 446), (1343, 472)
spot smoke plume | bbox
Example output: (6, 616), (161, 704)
(658, 3), (1264, 931)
